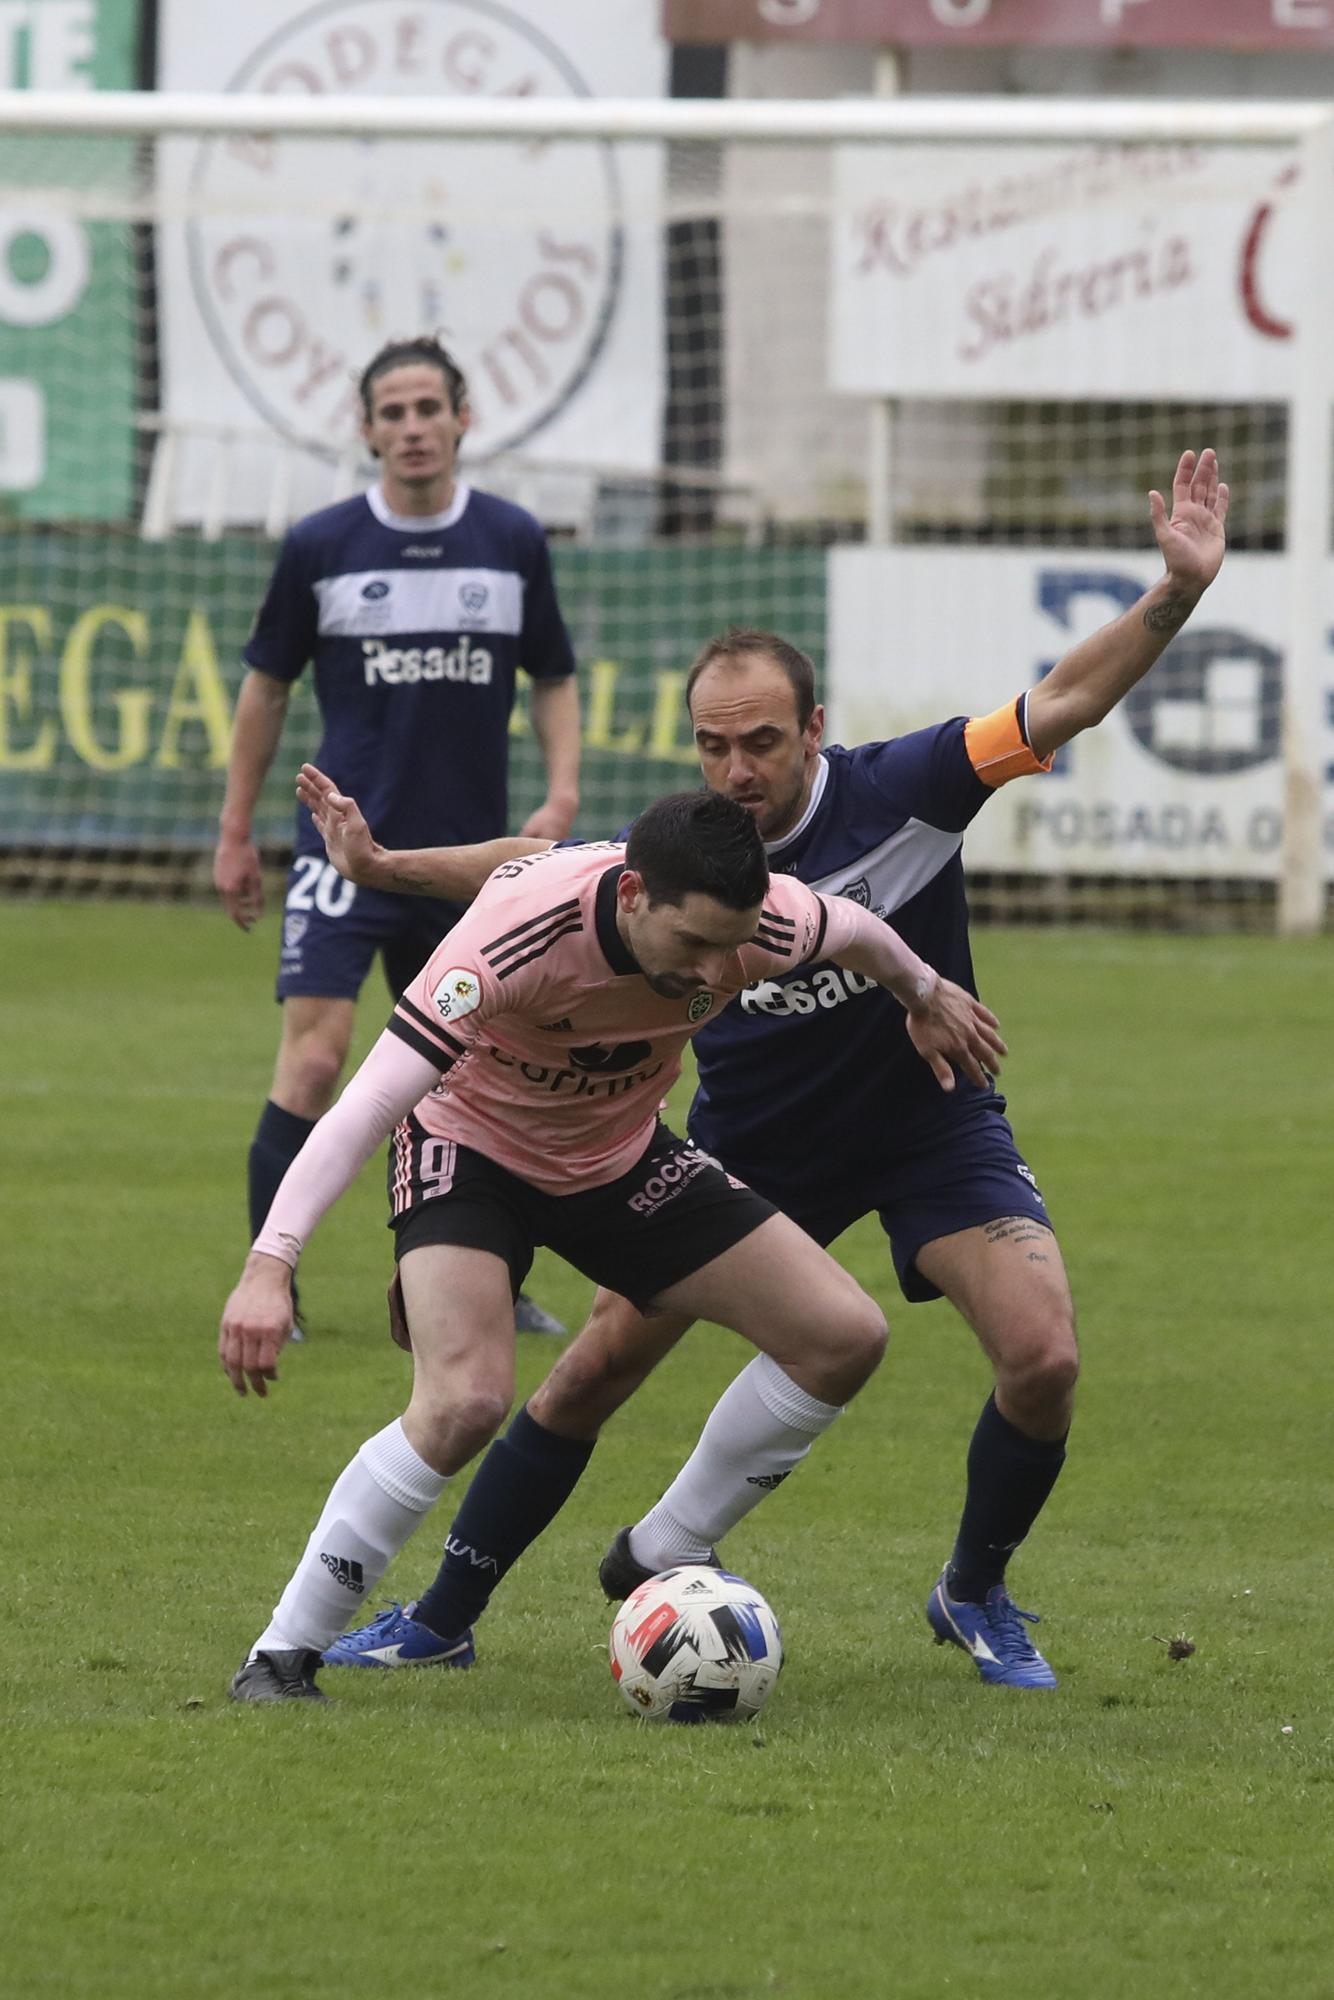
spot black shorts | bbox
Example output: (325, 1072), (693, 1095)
(389, 1120), (776, 1311)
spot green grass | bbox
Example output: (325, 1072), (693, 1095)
(2, 903), (1331, 1999)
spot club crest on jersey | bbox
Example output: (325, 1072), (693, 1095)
(360, 579), (390, 601)
(460, 581), (489, 616)
(687, 992), (714, 1023)
(838, 873), (888, 919)
(283, 915), (308, 949)
(433, 970), (482, 1021)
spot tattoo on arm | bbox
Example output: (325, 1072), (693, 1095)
(383, 866), (421, 892)
(1143, 591), (1192, 635)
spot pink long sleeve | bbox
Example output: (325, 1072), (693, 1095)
(251, 1030), (442, 1268)
(816, 892), (938, 1010)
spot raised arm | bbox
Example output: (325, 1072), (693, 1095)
(1025, 448), (1229, 761)
(296, 763), (553, 899)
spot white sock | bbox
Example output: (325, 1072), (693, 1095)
(629, 1354), (842, 1572)
(249, 1419), (448, 1658)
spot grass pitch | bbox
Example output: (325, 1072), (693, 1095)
(2, 902), (1331, 1999)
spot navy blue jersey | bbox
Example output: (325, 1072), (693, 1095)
(244, 481), (575, 859)
(688, 699), (1051, 1203)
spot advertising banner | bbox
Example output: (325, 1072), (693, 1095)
(829, 545), (1334, 880)
(0, 0), (141, 520)
(0, 537), (824, 848)
(664, 0), (1334, 51)
(153, 0), (668, 526)
(831, 141), (1300, 400)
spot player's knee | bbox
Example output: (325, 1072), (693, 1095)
(410, 1381), (511, 1460)
(454, 1382), (513, 1446)
(817, 1293), (889, 1394)
(851, 1296), (890, 1374)
(1000, 1313), (1079, 1417)
(282, 1038), (345, 1114)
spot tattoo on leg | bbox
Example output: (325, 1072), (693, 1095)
(983, 1216), (1054, 1251)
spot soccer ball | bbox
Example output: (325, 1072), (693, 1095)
(608, 1566), (783, 1724)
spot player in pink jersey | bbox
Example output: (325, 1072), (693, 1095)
(221, 790), (1005, 1700)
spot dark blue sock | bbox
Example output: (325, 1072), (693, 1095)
(248, 1100), (315, 1312)
(947, 1394), (1067, 1604)
(248, 1099), (316, 1240)
(414, 1407), (595, 1640)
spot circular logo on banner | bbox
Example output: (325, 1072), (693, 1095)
(1123, 628), (1282, 776)
(187, 0), (624, 462)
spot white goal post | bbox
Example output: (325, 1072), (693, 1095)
(1, 88), (1330, 931)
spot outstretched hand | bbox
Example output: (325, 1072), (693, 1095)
(906, 978), (1008, 1092)
(1149, 448), (1229, 595)
(296, 763), (381, 885)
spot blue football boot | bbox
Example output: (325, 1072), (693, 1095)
(322, 1601), (476, 1669)
(926, 1572), (1058, 1689)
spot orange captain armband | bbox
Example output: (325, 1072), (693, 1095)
(964, 695), (1054, 790)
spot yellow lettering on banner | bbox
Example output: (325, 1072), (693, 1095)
(156, 610), (232, 768)
(0, 606), (58, 769)
(584, 659), (644, 755)
(647, 670), (696, 765)
(60, 604), (151, 770)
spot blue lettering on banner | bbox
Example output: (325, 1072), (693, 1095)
(1012, 801), (1334, 854)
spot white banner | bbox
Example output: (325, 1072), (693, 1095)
(831, 143), (1301, 399)
(155, 0), (667, 525)
(828, 547), (1334, 881)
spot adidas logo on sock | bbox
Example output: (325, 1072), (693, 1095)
(320, 1551), (366, 1593)
(745, 1470), (792, 1490)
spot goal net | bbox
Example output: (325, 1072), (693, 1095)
(1, 93), (1329, 931)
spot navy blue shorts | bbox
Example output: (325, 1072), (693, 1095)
(702, 1099), (1053, 1305)
(275, 856), (466, 1005)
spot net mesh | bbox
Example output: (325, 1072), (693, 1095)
(0, 120), (1326, 925)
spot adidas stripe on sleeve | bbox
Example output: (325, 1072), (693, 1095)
(389, 887), (588, 1068)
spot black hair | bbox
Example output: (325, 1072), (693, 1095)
(358, 336), (468, 418)
(625, 791), (769, 912)
(684, 628), (818, 731)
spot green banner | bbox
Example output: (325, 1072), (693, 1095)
(0, 0), (141, 522)
(0, 533), (826, 848)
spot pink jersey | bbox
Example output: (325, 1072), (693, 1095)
(386, 841), (832, 1196)
(251, 841), (937, 1268)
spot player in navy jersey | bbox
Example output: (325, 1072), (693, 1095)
(304, 447), (1228, 1689)
(213, 336), (580, 1338)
